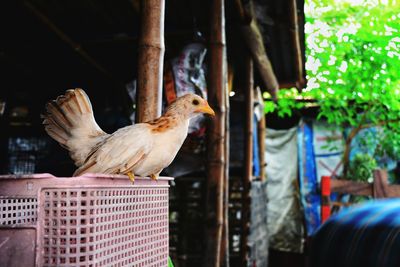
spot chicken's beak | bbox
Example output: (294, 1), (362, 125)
(196, 101), (215, 116)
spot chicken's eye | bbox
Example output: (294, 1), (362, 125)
(192, 99), (200, 105)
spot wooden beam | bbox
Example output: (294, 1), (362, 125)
(329, 170), (400, 198)
(81, 30), (193, 46)
(136, 0), (165, 122)
(23, 1), (117, 82)
(321, 170), (400, 222)
(289, 0), (306, 90)
(234, 0), (279, 99)
(330, 179), (373, 196)
(204, 0), (228, 265)
(241, 54), (254, 266)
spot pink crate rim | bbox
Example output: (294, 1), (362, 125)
(0, 173), (174, 181)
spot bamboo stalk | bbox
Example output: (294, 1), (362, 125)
(219, 150), (229, 267)
(220, 52), (230, 267)
(244, 57), (254, 185)
(136, 0), (165, 122)
(204, 0), (228, 266)
(241, 54), (254, 266)
(289, 0), (306, 90)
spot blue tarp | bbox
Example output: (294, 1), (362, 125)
(298, 121), (321, 235)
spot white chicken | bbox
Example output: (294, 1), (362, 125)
(42, 89), (214, 182)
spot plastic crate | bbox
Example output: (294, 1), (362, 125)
(0, 173), (172, 267)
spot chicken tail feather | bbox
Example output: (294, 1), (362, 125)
(42, 88), (108, 166)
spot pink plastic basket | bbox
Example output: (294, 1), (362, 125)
(0, 173), (172, 267)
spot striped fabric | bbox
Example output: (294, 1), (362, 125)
(310, 199), (400, 267)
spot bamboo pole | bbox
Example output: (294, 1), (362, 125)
(220, 52), (230, 267)
(255, 87), (266, 181)
(241, 55), (254, 266)
(289, 0), (306, 90)
(258, 114), (266, 181)
(244, 57), (254, 185)
(219, 169), (229, 267)
(136, 0), (165, 122)
(204, 0), (228, 265)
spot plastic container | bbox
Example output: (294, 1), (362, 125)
(0, 173), (172, 267)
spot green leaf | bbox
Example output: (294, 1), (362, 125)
(168, 257), (174, 267)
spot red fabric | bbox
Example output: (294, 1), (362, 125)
(321, 206), (331, 223)
(321, 176), (331, 196)
(321, 176), (331, 223)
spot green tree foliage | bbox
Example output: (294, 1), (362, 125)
(266, 0), (400, 176)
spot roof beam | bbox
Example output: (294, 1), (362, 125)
(234, 0), (279, 99)
(23, 0), (120, 84)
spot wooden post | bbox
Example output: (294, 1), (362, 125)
(255, 87), (266, 181)
(204, 0), (228, 266)
(241, 55), (254, 266)
(258, 113), (266, 181)
(136, 0), (165, 122)
(289, 0), (306, 89)
(373, 169), (389, 198)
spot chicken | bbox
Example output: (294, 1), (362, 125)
(42, 89), (214, 182)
